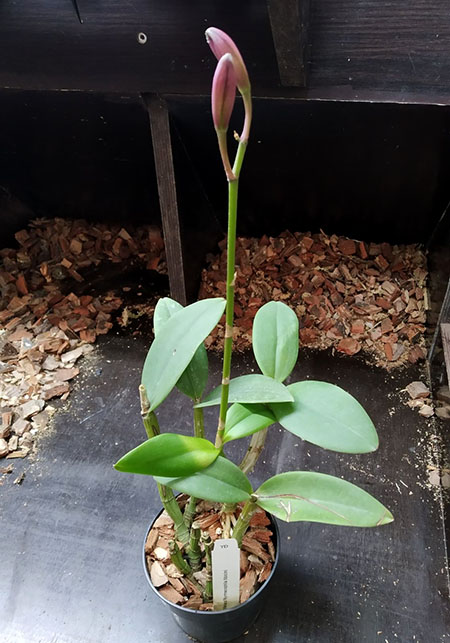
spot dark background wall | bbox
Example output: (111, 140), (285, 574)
(1, 0), (450, 249)
(1, 90), (450, 248)
(170, 97), (450, 244)
(0, 91), (160, 245)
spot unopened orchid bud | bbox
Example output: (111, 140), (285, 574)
(205, 27), (250, 95)
(206, 27), (252, 144)
(212, 53), (236, 133)
(212, 53), (236, 181)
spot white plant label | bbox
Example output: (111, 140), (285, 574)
(211, 538), (240, 610)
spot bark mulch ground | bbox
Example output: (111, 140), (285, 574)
(0, 218), (165, 460)
(199, 230), (428, 368)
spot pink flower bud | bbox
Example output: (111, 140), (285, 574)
(211, 54), (236, 181)
(205, 27), (250, 94)
(211, 53), (236, 132)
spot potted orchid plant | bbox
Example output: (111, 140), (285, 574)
(114, 28), (393, 643)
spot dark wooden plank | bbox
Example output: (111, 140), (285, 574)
(169, 117), (224, 303)
(144, 94), (187, 305)
(1, 1), (450, 102)
(0, 1), (278, 94)
(442, 322), (450, 384)
(267, 0), (310, 86)
(427, 205), (450, 373)
(310, 0), (450, 94)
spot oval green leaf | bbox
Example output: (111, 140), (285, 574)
(223, 403), (276, 443)
(252, 301), (299, 381)
(142, 297), (225, 411)
(255, 471), (393, 527)
(272, 381), (379, 453)
(155, 456), (252, 503)
(153, 297), (184, 333)
(114, 433), (219, 477)
(195, 374), (294, 408)
(154, 297), (209, 400)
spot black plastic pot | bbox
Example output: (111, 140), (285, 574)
(143, 508), (280, 643)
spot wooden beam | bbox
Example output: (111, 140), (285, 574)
(267, 0), (310, 87)
(144, 94), (187, 305)
(441, 323), (450, 385)
(439, 275), (450, 382)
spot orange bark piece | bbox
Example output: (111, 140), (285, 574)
(248, 529), (273, 543)
(358, 241), (368, 259)
(337, 238), (356, 255)
(16, 274), (28, 295)
(241, 535), (270, 562)
(240, 569), (257, 603)
(299, 328), (320, 344)
(351, 320), (365, 336)
(249, 510), (271, 527)
(336, 338), (361, 356)
(384, 343), (394, 361)
(380, 318), (394, 334)
(193, 512), (221, 529)
(258, 561), (273, 584)
(158, 585), (185, 605)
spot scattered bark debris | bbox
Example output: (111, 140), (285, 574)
(0, 218), (166, 459)
(199, 231), (428, 368)
(0, 462), (14, 485)
(145, 500), (275, 609)
(405, 381), (431, 400)
(13, 471), (25, 485)
(404, 380), (434, 417)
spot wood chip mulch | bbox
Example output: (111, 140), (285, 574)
(145, 499), (275, 609)
(199, 230), (428, 368)
(0, 218), (165, 460)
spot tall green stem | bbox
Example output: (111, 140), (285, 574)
(184, 494), (197, 528)
(202, 532), (213, 602)
(239, 428), (269, 474)
(169, 540), (192, 576)
(232, 498), (257, 547)
(187, 527), (202, 571)
(184, 406), (205, 527)
(157, 483), (190, 546)
(139, 386), (189, 546)
(143, 411), (160, 438)
(215, 140), (247, 449)
(193, 406), (205, 439)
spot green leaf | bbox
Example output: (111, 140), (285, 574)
(255, 472), (393, 527)
(195, 374), (294, 408)
(153, 297), (184, 334)
(153, 297), (209, 400)
(142, 297), (225, 411)
(155, 456), (253, 503)
(252, 301), (299, 381)
(114, 433), (219, 477)
(272, 381), (379, 453)
(176, 349), (209, 400)
(223, 403), (276, 443)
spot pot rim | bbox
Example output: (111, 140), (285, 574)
(142, 504), (280, 616)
